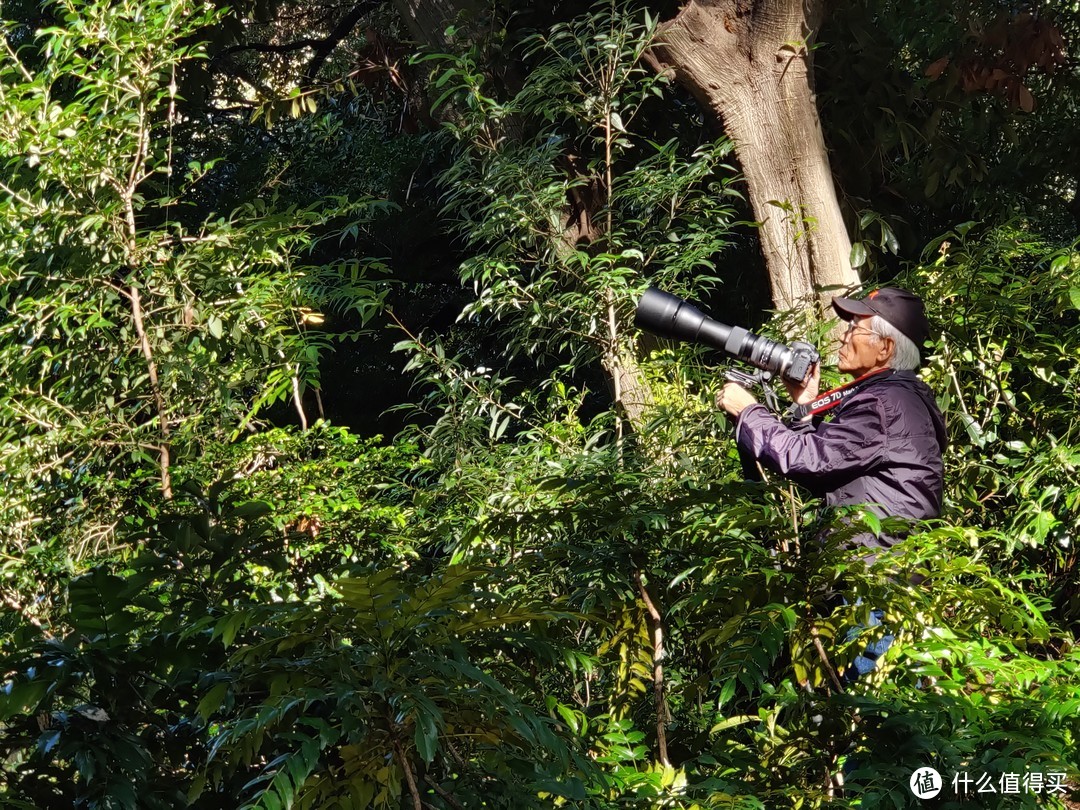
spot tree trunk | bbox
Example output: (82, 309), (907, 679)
(649, 0), (860, 312)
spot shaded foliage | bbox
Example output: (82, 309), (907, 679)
(819, 0), (1080, 268)
(1, 1), (1080, 809)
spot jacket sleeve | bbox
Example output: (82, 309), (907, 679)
(734, 397), (887, 489)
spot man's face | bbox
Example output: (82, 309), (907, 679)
(837, 316), (893, 376)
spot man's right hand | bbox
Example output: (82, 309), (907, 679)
(784, 363), (820, 406)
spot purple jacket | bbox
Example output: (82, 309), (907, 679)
(735, 370), (946, 550)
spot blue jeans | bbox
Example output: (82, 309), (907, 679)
(843, 607), (894, 683)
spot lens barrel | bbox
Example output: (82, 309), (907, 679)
(634, 287), (817, 383)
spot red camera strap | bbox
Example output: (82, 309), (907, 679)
(788, 368), (893, 421)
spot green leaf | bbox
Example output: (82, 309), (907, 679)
(414, 711), (438, 764)
(218, 614), (246, 648)
(535, 777), (586, 800)
(861, 510), (881, 536)
(197, 682), (229, 722)
(555, 703), (580, 734)
(849, 242), (868, 268)
(883, 226), (899, 255)
(226, 500), (273, 520)
(37, 729), (61, 755)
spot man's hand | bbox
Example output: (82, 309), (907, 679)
(783, 363), (821, 406)
(716, 382), (758, 418)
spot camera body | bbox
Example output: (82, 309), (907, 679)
(634, 287), (819, 384)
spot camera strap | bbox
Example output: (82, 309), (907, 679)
(785, 368), (894, 422)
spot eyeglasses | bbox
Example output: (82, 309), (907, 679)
(842, 323), (879, 341)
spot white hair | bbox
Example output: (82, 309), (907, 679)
(867, 314), (920, 370)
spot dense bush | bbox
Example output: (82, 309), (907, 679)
(1, 0), (1079, 808)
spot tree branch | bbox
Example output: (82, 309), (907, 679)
(130, 286), (173, 500)
(391, 733), (423, 810)
(292, 366), (309, 430)
(809, 621), (844, 693)
(634, 568), (671, 766)
(211, 1), (377, 89)
(1, 591), (52, 639)
(220, 39), (326, 57)
(212, 55), (278, 102)
(121, 90), (172, 501)
(387, 308), (567, 448)
(304, 1), (378, 84)
(421, 777), (464, 810)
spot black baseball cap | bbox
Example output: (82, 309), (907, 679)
(831, 287), (931, 346)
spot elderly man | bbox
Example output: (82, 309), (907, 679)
(717, 287), (945, 550)
(717, 287), (946, 679)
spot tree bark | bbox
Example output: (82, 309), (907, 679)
(649, 0), (860, 312)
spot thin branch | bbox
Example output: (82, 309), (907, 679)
(165, 62), (176, 212)
(303, 1), (377, 84)
(0, 178), (45, 213)
(444, 740), (467, 771)
(130, 286), (173, 500)
(212, 55), (278, 102)
(220, 39), (326, 57)
(212, 0), (376, 89)
(390, 733), (422, 810)
(809, 621), (844, 693)
(420, 777), (464, 810)
(1, 591), (52, 639)
(634, 568), (671, 766)
(20, 388), (82, 422)
(292, 366), (309, 430)
(7, 398), (61, 431)
(387, 309), (568, 449)
(1, 37), (34, 82)
(783, 483), (798, 555)
(2, 448), (77, 481)
(118, 81), (171, 499)
(99, 277), (134, 301)
(125, 97), (150, 214)
(605, 289), (623, 445)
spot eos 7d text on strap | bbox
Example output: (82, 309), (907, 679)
(785, 368), (894, 422)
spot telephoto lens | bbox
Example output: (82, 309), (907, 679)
(634, 287), (818, 384)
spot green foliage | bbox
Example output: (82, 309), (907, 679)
(2, 1), (1080, 808)
(0, 433), (598, 808)
(0, 0), (387, 555)
(425, 3), (741, 374)
(914, 225), (1080, 626)
(385, 177), (1080, 807)
(820, 0), (1080, 256)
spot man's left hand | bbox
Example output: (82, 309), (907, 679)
(716, 382), (758, 418)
